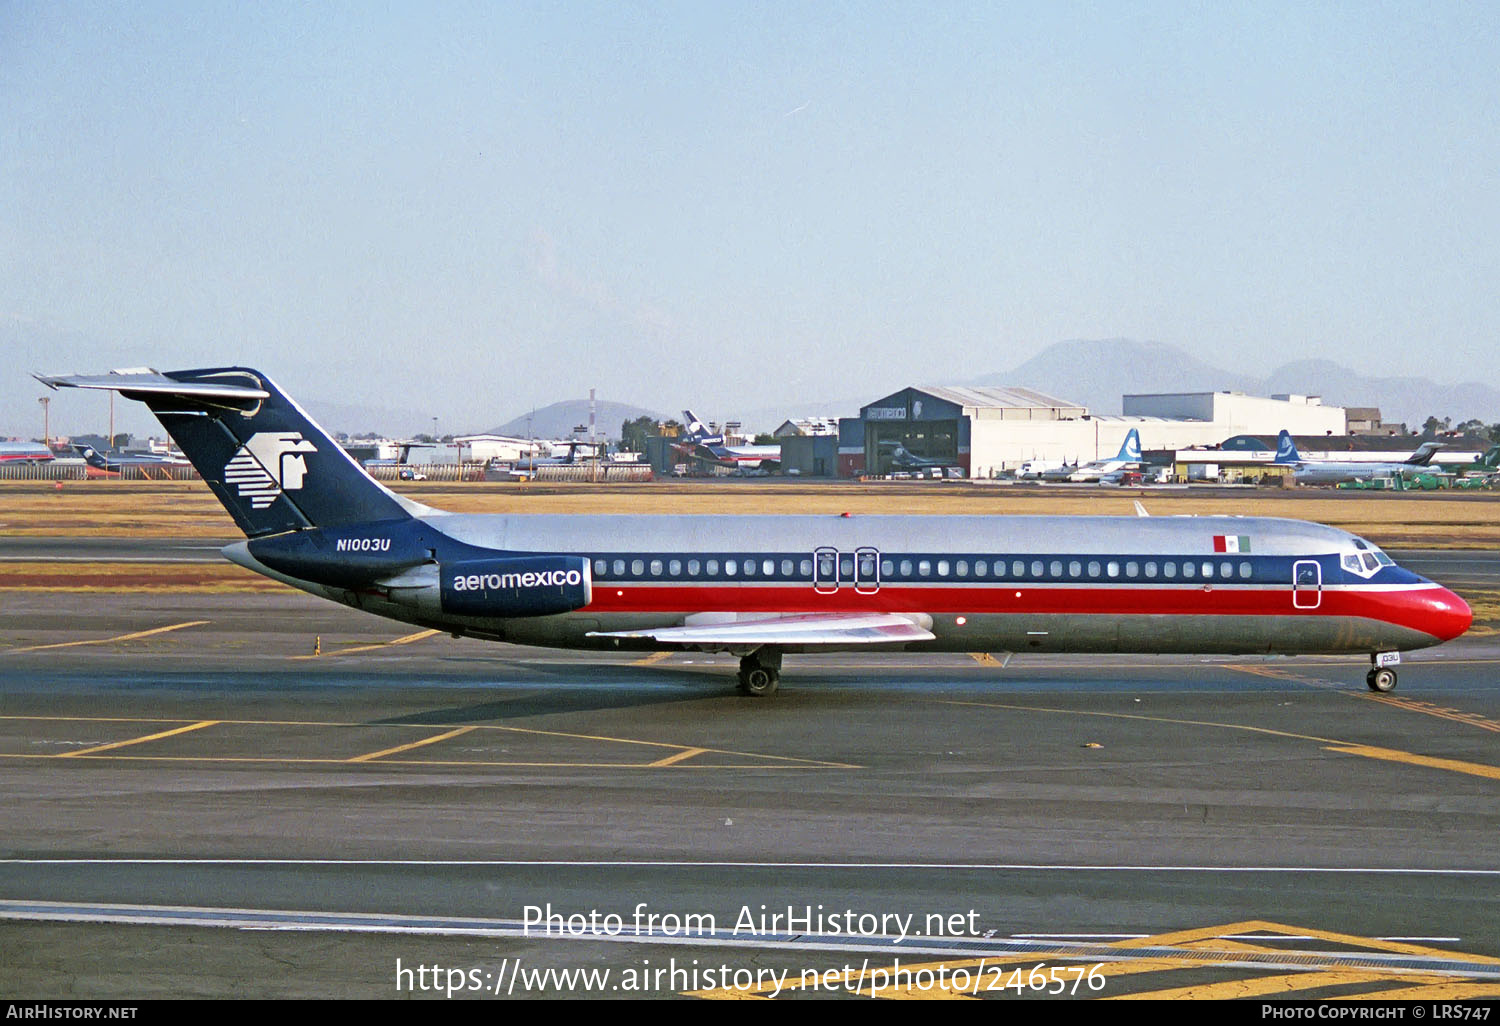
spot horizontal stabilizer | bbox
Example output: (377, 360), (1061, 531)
(588, 611), (935, 648)
(34, 370), (270, 402)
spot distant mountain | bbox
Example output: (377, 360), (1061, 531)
(489, 399), (666, 441)
(967, 339), (1500, 428)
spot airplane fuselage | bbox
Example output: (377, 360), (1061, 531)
(226, 512), (1469, 658)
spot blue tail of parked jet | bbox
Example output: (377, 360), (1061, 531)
(680, 410), (724, 445)
(36, 368), (419, 537)
(1117, 429), (1142, 463)
(1274, 430), (1302, 465)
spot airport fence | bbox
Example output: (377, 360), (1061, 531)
(0, 463), (200, 482)
(1, 461), (655, 484)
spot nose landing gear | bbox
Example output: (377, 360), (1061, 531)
(1366, 653), (1399, 692)
(737, 649), (782, 697)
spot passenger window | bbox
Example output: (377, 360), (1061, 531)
(707, 559), (720, 576)
(860, 555), (877, 578)
(742, 557), (755, 576)
(631, 559), (645, 576)
(974, 561), (987, 577)
(1087, 560), (1101, 578)
(1012, 560), (1025, 577)
(1030, 560), (1044, 577)
(725, 559), (737, 576)
(818, 553), (835, 578)
(649, 559), (663, 576)
(763, 559), (775, 576)
(1069, 560), (1082, 577)
(1238, 561), (1252, 579)
(594, 559), (607, 576)
(669, 559), (681, 576)
(1201, 561), (1213, 578)
(1182, 562), (1195, 578)
(1220, 561), (1233, 579)
(1049, 560), (1063, 577)
(840, 555), (854, 578)
(612, 559), (625, 576)
(1144, 561), (1158, 578)
(799, 559), (812, 577)
(956, 560), (968, 577)
(688, 559), (701, 575)
(1125, 561), (1139, 577)
(781, 559), (793, 576)
(937, 560), (950, 577)
(919, 560), (932, 577)
(900, 559), (913, 576)
(1106, 561), (1119, 578)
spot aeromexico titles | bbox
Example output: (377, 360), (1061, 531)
(36, 367), (1471, 697)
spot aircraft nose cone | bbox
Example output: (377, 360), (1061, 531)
(1413, 586), (1472, 642)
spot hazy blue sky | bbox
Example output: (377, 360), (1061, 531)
(4, 2), (1498, 438)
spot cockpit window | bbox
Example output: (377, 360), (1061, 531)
(1362, 552), (1379, 571)
(1343, 554), (1362, 573)
(1373, 550), (1394, 566)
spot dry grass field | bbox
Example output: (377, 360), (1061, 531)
(3, 478), (1497, 546)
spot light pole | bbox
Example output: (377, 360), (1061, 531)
(38, 396), (50, 446)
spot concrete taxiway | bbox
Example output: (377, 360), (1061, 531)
(1, 550), (1498, 998)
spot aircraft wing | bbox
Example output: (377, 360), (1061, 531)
(587, 612), (934, 648)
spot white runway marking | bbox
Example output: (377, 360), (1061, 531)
(1, 858), (1496, 874)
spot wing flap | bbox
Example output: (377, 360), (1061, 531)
(588, 612), (934, 647)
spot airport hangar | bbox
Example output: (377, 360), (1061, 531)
(833, 386), (1347, 478)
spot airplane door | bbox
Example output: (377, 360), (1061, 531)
(854, 547), (880, 594)
(1292, 560), (1321, 609)
(813, 546), (839, 595)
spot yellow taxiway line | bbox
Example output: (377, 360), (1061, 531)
(291, 628), (440, 659)
(945, 700), (1500, 782)
(5, 620), (210, 655)
(347, 726), (477, 763)
(59, 720), (219, 758)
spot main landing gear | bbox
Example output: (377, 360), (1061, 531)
(738, 649), (782, 697)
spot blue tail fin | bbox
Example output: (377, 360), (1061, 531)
(1274, 430), (1301, 464)
(1116, 429), (1142, 462)
(37, 368), (416, 537)
(73, 445), (110, 470)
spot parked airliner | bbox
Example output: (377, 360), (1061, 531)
(1273, 431), (1444, 485)
(675, 410), (781, 473)
(35, 368), (1472, 696)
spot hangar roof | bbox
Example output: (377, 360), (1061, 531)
(914, 385), (1087, 411)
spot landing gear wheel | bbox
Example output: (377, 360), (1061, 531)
(737, 651), (782, 697)
(1366, 668), (1397, 693)
(739, 667), (779, 696)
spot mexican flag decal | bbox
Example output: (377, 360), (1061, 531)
(1213, 534), (1251, 553)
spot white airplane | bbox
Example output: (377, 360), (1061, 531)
(1273, 431), (1444, 485)
(1040, 429), (1144, 482)
(34, 367), (1472, 696)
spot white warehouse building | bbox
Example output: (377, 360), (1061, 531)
(840, 387), (1346, 478)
